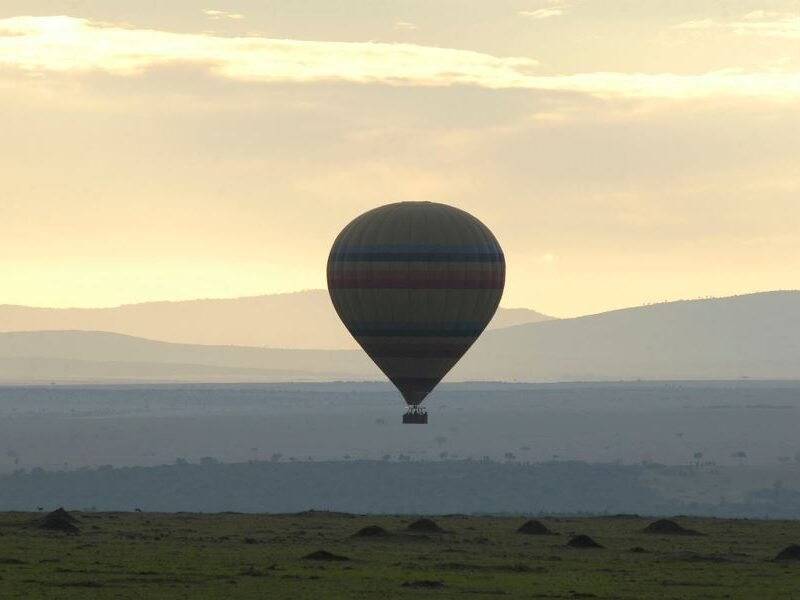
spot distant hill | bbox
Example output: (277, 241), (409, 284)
(0, 291), (797, 383)
(0, 290), (553, 350)
(453, 290), (800, 381)
(0, 331), (371, 383)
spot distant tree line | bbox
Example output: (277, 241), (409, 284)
(1, 460), (799, 518)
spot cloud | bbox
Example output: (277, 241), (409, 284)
(519, 8), (564, 20)
(675, 10), (800, 39)
(394, 21), (418, 31)
(203, 9), (245, 20)
(0, 16), (539, 87)
(520, 1), (569, 20)
(1, 16), (800, 100)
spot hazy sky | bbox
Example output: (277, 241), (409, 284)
(1, 1), (799, 317)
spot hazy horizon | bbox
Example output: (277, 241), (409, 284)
(4, 286), (799, 317)
(0, 287), (547, 314)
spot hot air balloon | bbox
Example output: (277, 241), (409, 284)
(327, 201), (505, 424)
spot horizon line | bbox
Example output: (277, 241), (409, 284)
(1, 288), (799, 319)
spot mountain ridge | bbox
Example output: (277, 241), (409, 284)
(1, 290), (798, 384)
(0, 289), (553, 350)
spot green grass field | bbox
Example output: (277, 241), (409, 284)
(1, 511), (798, 599)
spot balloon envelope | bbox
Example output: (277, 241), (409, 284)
(327, 202), (505, 406)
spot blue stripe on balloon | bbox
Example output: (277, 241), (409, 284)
(359, 340), (471, 358)
(351, 322), (485, 337)
(332, 244), (503, 263)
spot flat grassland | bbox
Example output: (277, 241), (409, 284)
(0, 511), (798, 599)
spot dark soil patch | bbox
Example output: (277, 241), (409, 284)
(567, 535), (603, 549)
(682, 553), (735, 564)
(407, 519), (443, 533)
(629, 547), (648, 553)
(469, 536), (490, 544)
(302, 550), (351, 562)
(643, 519), (702, 536)
(353, 525), (390, 538)
(516, 520), (555, 535)
(437, 562), (545, 574)
(38, 508), (80, 534)
(775, 545), (800, 561)
(402, 580), (446, 589)
(0, 557), (26, 565)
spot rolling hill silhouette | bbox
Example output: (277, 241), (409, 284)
(0, 290), (552, 350)
(0, 291), (797, 383)
(453, 290), (800, 381)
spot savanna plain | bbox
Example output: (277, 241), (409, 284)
(1, 510), (799, 599)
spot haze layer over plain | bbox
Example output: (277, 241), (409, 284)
(2, 1), (800, 316)
(2, 382), (799, 474)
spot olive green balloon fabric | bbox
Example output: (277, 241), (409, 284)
(327, 202), (505, 406)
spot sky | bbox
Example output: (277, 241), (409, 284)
(1, 0), (799, 317)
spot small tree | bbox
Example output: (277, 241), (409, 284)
(731, 451), (747, 467)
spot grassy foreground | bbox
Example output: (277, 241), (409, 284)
(0, 511), (798, 599)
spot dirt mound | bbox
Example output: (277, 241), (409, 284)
(516, 520), (555, 535)
(51, 508), (78, 522)
(402, 580), (445, 589)
(567, 535), (603, 549)
(775, 545), (800, 561)
(643, 519), (702, 536)
(353, 525), (390, 538)
(302, 550), (351, 562)
(38, 508), (80, 534)
(407, 518), (443, 533)
(297, 510), (355, 519)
